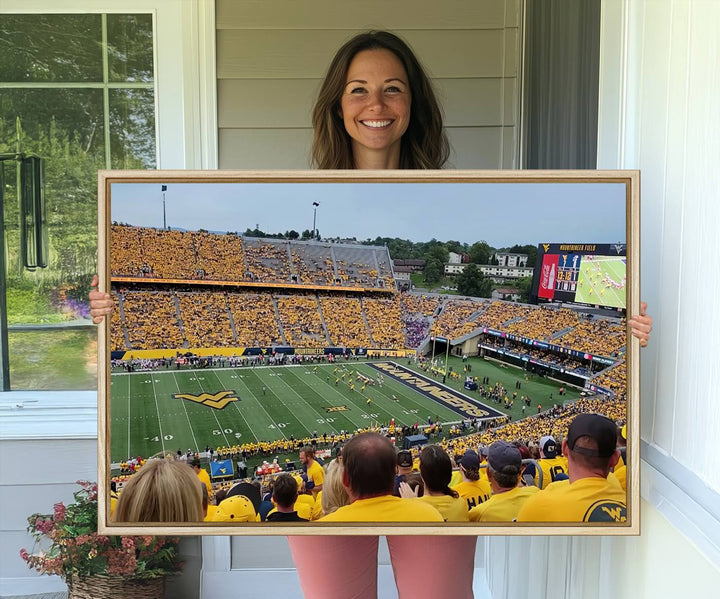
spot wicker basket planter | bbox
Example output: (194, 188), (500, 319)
(67, 575), (165, 599)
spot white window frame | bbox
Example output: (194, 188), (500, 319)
(1, 0), (218, 170)
(0, 0), (217, 436)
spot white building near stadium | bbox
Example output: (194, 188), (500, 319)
(494, 252), (528, 267)
(444, 262), (533, 282)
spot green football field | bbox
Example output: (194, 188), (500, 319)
(111, 361), (466, 463)
(575, 256), (626, 308)
(110, 357), (570, 464)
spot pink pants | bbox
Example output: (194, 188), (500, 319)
(288, 535), (477, 599)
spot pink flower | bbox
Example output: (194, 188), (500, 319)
(21, 481), (181, 580)
(87, 483), (99, 501)
(42, 557), (64, 576)
(34, 518), (53, 534)
(107, 548), (137, 576)
(53, 503), (66, 522)
(121, 537), (135, 549)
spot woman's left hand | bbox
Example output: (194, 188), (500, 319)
(628, 301), (652, 348)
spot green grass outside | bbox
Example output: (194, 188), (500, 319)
(9, 328), (97, 390)
(6, 286), (68, 325)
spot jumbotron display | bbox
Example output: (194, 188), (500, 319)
(530, 243), (627, 311)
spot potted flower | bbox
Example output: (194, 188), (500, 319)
(20, 480), (182, 599)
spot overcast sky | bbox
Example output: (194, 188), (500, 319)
(110, 181), (627, 248)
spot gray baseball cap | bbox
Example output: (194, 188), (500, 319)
(487, 441), (522, 471)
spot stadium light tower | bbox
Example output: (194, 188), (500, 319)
(312, 201), (320, 239)
(161, 184), (168, 229)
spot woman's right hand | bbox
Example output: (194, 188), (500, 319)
(398, 481), (419, 499)
(89, 274), (113, 324)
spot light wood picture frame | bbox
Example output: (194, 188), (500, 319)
(97, 169), (640, 536)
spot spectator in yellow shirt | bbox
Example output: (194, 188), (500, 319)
(300, 446), (324, 496)
(191, 458), (213, 499)
(468, 441), (538, 522)
(517, 413), (626, 523)
(319, 433), (443, 523)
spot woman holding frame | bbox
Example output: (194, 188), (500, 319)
(90, 30), (652, 599)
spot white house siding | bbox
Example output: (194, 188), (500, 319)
(485, 1), (720, 597)
(215, 0), (522, 169)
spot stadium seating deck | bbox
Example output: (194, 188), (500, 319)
(110, 231), (627, 388)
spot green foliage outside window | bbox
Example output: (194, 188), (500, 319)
(0, 14), (155, 389)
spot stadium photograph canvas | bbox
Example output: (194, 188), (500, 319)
(97, 170), (640, 536)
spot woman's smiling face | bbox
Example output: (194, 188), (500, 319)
(340, 48), (411, 167)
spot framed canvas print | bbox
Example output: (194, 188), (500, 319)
(97, 170), (640, 536)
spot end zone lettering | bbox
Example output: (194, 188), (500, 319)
(369, 362), (504, 420)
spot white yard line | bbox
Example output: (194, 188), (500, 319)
(273, 368), (339, 435)
(149, 375), (166, 455)
(208, 369), (262, 444)
(171, 372), (200, 451)
(127, 375), (131, 458)
(194, 373), (232, 447)
(227, 368), (289, 441)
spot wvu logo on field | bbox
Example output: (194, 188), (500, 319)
(326, 405), (349, 413)
(173, 390), (239, 410)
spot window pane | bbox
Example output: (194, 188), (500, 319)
(1, 88), (104, 280)
(8, 329), (97, 390)
(110, 88), (157, 168)
(107, 14), (154, 83)
(1, 12), (156, 390)
(0, 14), (102, 82)
(0, 88), (106, 162)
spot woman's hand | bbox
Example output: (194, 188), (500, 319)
(398, 481), (419, 499)
(628, 301), (652, 348)
(89, 274), (113, 324)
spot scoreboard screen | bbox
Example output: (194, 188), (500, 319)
(530, 243), (627, 311)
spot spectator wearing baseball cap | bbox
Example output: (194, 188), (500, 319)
(517, 413), (627, 522)
(468, 441), (538, 522)
(451, 449), (491, 511)
(210, 494), (259, 522)
(532, 435), (569, 489)
(393, 449), (414, 496)
(208, 481), (263, 522)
